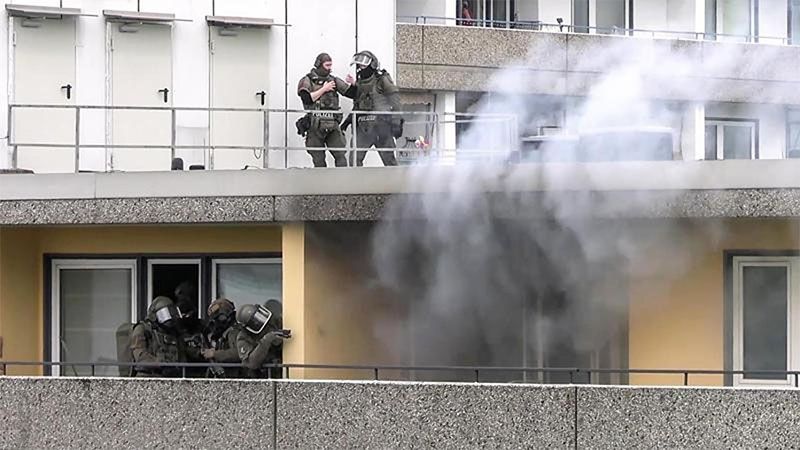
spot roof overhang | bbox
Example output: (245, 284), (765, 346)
(205, 15), (275, 28)
(6, 4), (94, 19)
(103, 10), (187, 23)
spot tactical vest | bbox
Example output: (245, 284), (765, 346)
(307, 72), (340, 111)
(145, 322), (182, 364)
(354, 71), (393, 112)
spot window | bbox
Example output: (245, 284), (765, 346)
(596, 0), (626, 34)
(212, 258), (282, 305)
(791, 0), (800, 45)
(704, 119), (757, 160)
(732, 257), (798, 386)
(52, 259), (137, 376)
(573, 0), (589, 33)
(706, 0), (756, 42)
(49, 254), (281, 375)
(787, 109), (800, 158)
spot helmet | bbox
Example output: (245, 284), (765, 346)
(264, 299), (283, 329)
(351, 50), (379, 70)
(236, 304), (273, 335)
(148, 296), (180, 328)
(207, 298), (236, 337)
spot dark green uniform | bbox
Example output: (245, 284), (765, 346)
(236, 328), (284, 379)
(298, 69), (350, 167)
(130, 321), (185, 377)
(207, 325), (244, 378)
(352, 70), (400, 167)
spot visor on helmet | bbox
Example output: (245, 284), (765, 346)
(244, 305), (273, 335)
(155, 305), (179, 326)
(351, 53), (373, 68)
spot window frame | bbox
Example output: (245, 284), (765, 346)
(210, 257), (283, 303)
(732, 256), (798, 387)
(705, 118), (758, 160)
(709, 0), (758, 42)
(50, 258), (138, 376)
(145, 257), (203, 316)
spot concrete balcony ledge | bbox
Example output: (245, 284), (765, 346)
(396, 23), (800, 104)
(2, 377), (800, 448)
(3, 160), (800, 224)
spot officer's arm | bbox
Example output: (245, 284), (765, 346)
(237, 333), (271, 370)
(297, 77), (315, 110)
(130, 325), (158, 364)
(381, 75), (401, 111)
(342, 84), (357, 100)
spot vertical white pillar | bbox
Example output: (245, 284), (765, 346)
(681, 102), (705, 160)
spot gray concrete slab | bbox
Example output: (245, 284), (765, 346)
(395, 23), (422, 64)
(275, 380), (575, 449)
(578, 385), (800, 448)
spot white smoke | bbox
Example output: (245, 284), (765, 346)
(368, 34), (763, 380)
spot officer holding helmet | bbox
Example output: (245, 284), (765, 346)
(236, 301), (290, 378)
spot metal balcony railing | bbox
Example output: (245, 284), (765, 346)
(4, 104), (518, 172)
(397, 15), (791, 45)
(1, 360), (799, 387)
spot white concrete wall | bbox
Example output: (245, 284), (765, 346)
(706, 102), (787, 159)
(1, 0), (396, 171)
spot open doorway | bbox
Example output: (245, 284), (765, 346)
(147, 259), (202, 317)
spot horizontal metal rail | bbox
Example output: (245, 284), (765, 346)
(2, 360), (799, 386)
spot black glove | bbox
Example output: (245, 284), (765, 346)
(340, 114), (352, 132)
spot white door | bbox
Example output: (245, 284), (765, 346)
(12, 17), (77, 173)
(209, 27), (270, 169)
(109, 23), (173, 171)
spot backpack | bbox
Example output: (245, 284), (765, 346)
(115, 322), (137, 377)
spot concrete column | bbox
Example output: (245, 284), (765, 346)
(681, 102), (705, 160)
(281, 223), (307, 378)
(435, 92), (457, 157)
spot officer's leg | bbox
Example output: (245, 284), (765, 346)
(376, 128), (398, 167)
(354, 127), (371, 167)
(305, 129), (327, 168)
(326, 128), (348, 168)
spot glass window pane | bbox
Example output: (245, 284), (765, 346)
(722, 125), (753, 159)
(573, 0), (589, 32)
(742, 265), (787, 380)
(705, 0), (717, 38)
(596, 0), (625, 34)
(720, 0), (751, 39)
(704, 125), (718, 160)
(792, 1), (800, 45)
(59, 268), (132, 376)
(216, 262), (282, 306)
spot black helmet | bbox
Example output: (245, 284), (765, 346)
(207, 298), (236, 338)
(174, 281), (196, 318)
(236, 304), (273, 335)
(351, 50), (379, 70)
(264, 299), (283, 329)
(148, 296), (180, 328)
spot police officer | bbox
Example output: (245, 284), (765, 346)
(297, 53), (351, 167)
(173, 281), (207, 377)
(130, 296), (185, 377)
(202, 298), (242, 378)
(236, 302), (290, 378)
(345, 50), (400, 167)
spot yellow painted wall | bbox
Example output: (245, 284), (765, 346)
(0, 225), (282, 375)
(629, 218), (800, 386)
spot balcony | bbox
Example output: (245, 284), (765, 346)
(396, 22), (800, 104)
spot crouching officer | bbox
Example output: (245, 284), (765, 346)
(297, 53), (350, 167)
(203, 298), (242, 378)
(345, 50), (401, 167)
(236, 302), (290, 378)
(130, 296), (185, 377)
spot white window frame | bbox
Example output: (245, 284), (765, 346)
(705, 120), (757, 160)
(732, 256), (799, 387)
(715, 0), (756, 42)
(51, 259), (137, 376)
(210, 257), (282, 302)
(146, 258), (202, 317)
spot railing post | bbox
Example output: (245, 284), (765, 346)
(262, 109), (270, 168)
(74, 107), (81, 173)
(90, 363), (95, 377)
(795, 373), (798, 388)
(8, 104), (17, 169)
(374, 368), (379, 380)
(351, 111), (358, 167)
(683, 372), (689, 386)
(474, 369), (479, 383)
(181, 365), (186, 378)
(170, 108), (177, 162)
